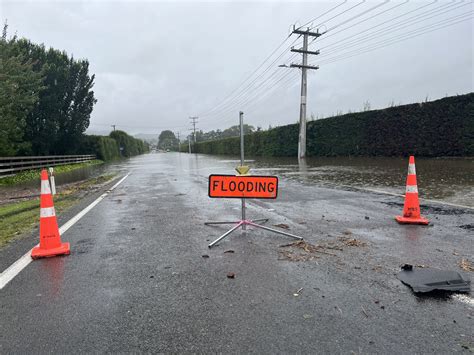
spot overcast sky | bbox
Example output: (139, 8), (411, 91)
(1, 0), (472, 137)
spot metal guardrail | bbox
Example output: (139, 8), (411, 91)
(0, 155), (96, 176)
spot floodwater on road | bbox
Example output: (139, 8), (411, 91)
(250, 156), (474, 207)
(158, 154), (474, 207)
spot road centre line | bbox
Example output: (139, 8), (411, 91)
(0, 173), (130, 290)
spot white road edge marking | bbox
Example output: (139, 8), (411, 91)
(0, 173), (130, 291)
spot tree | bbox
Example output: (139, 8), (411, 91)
(0, 23), (44, 155)
(6, 34), (97, 155)
(158, 130), (178, 150)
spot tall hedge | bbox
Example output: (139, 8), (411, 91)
(82, 131), (149, 161)
(82, 135), (120, 161)
(191, 93), (474, 157)
(109, 130), (148, 157)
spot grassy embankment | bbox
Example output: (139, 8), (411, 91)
(0, 159), (103, 187)
(0, 162), (115, 247)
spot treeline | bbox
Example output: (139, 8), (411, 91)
(0, 23), (149, 160)
(189, 93), (473, 157)
(0, 23), (96, 156)
(191, 124), (256, 143)
(82, 131), (149, 160)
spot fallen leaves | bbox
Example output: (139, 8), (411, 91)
(459, 258), (474, 272)
(278, 236), (368, 262)
(338, 236), (367, 247)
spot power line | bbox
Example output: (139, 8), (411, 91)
(315, 14), (473, 66)
(323, 0), (391, 32)
(197, 1), (361, 120)
(310, 0), (411, 46)
(196, 1), (472, 133)
(316, 8), (473, 60)
(309, 0), (367, 30)
(200, 39), (301, 119)
(296, 0), (348, 30)
(309, 0), (460, 49)
(198, 38), (294, 118)
(202, 55), (299, 122)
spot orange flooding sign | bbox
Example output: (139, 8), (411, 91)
(209, 175), (278, 199)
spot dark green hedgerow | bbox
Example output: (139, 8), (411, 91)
(190, 93), (474, 157)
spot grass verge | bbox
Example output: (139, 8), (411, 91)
(0, 173), (116, 248)
(0, 159), (104, 187)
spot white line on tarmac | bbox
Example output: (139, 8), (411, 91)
(0, 173), (130, 291)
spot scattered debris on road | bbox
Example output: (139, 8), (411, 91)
(397, 265), (471, 293)
(459, 258), (474, 272)
(274, 223), (290, 229)
(224, 250), (235, 254)
(227, 272), (235, 279)
(361, 306), (369, 318)
(279, 236), (368, 262)
(293, 287), (303, 297)
(279, 241), (334, 261)
(279, 249), (318, 262)
(338, 236), (367, 247)
(202, 254), (209, 258)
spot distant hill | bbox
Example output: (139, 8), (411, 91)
(85, 129), (110, 136)
(134, 133), (158, 144)
(85, 130), (157, 144)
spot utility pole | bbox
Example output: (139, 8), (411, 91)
(284, 27), (322, 159)
(188, 134), (192, 154)
(189, 116), (198, 144)
(111, 124), (116, 132)
(189, 116), (198, 154)
(176, 132), (180, 152)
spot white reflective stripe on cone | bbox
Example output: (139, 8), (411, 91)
(406, 185), (418, 193)
(40, 207), (56, 218)
(408, 164), (416, 175)
(41, 180), (52, 195)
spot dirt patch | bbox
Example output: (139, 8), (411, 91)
(279, 237), (368, 262)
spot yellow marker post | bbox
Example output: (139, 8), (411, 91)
(235, 165), (250, 175)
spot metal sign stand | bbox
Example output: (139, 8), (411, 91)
(205, 111), (303, 248)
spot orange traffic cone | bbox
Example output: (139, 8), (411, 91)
(395, 156), (429, 225)
(31, 170), (70, 259)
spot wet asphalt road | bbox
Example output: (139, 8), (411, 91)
(1, 153), (473, 354)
